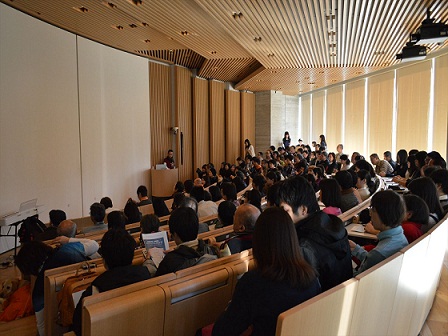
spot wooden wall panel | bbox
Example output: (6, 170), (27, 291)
(209, 80), (226, 168)
(193, 77), (209, 171)
(345, 80), (366, 156)
(396, 61), (431, 152)
(367, 71), (394, 156)
(433, 54), (448, 158)
(149, 62), (171, 170)
(174, 66), (193, 182)
(241, 92), (256, 156)
(225, 90), (241, 163)
(300, 95), (311, 145)
(326, 86), (343, 152)
(312, 91), (325, 144)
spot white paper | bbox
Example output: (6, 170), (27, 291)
(149, 247), (165, 268)
(351, 224), (365, 233)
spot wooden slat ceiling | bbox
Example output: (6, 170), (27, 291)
(2, 0), (448, 95)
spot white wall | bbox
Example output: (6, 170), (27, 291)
(77, 37), (150, 213)
(0, 4), (151, 252)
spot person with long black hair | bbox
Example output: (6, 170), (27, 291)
(212, 207), (320, 336)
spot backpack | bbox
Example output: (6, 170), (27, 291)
(18, 216), (46, 243)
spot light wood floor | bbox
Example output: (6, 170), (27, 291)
(0, 250), (447, 336)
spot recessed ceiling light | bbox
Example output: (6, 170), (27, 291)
(141, 22), (149, 27)
(144, 39), (151, 43)
(129, 0), (142, 5)
(169, 49), (173, 53)
(210, 51), (217, 54)
(232, 12), (243, 19)
(104, 2), (117, 9)
(113, 25), (124, 30)
(129, 23), (138, 28)
(254, 37), (262, 42)
(181, 31), (189, 36)
(267, 53), (275, 57)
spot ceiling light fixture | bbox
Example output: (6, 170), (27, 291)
(254, 37), (262, 42)
(396, 41), (427, 62)
(411, 9), (448, 44)
(232, 12), (243, 19)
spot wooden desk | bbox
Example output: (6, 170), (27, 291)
(345, 223), (378, 240)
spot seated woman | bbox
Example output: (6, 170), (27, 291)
(326, 152), (338, 174)
(349, 190), (408, 276)
(221, 182), (240, 207)
(356, 170), (372, 201)
(407, 177), (444, 232)
(124, 200), (142, 224)
(402, 194), (429, 243)
(212, 207), (321, 336)
(319, 178), (342, 216)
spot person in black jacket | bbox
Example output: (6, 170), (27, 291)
(278, 176), (353, 291)
(72, 229), (150, 335)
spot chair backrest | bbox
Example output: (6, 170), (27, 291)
(387, 234), (430, 335)
(164, 198), (174, 210)
(276, 278), (358, 336)
(160, 265), (234, 336)
(349, 252), (404, 335)
(139, 203), (154, 215)
(71, 216), (94, 231)
(83, 285), (166, 336)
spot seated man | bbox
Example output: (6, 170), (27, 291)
(81, 203), (107, 234)
(278, 176), (352, 291)
(179, 196), (209, 233)
(136, 185), (152, 206)
(223, 203), (260, 255)
(72, 229), (150, 335)
(370, 153), (393, 177)
(53, 220), (100, 259)
(35, 209), (66, 241)
(215, 201), (237, 229)
(144, 207), (218, 277)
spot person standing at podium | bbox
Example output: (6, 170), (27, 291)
(164, 149), (175, 169)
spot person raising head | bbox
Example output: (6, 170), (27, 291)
(213, 207), (320, 336)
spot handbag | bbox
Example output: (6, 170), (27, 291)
(57, 262), (98, 327)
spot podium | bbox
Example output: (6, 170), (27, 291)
(151, 168), (179, 197)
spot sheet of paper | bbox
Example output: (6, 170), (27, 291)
(149, 247), (165, 268)
(351, 224), (365, 233)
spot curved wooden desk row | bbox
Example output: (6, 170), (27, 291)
(44, 225), (234, 335)
(45, 248), (253, 336)
(276, 215), (448, 336)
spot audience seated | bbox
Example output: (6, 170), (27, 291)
(245, 189), (262, 211)
(82, 203), (107, 234)
(15, 240), (89, 335)
(107, 211), (127, 230)
(144, 207), (218, 277)
(429, 168), (448, 213)
(136, 185), (152, 206)
(152, 197), (170, 217)
(349, 190), (408, 276)
(124, 200), (142, 224)
(266, 181), (283, 207)
(178, 196), (209, 233)
(190, 186), (218, 218)
(222, 203), (260, 255)
(209, 185), (223, 203)
(220, 182), (239, 207)
(184, 179), (194, 195)
(278, 176), (352, 291)
(54, 220), (100, 258)
(339, 154), (351, 171)
(370, 153), (393, 177)
(319, 178), (342, 216)
(35, 209), (66, 241)
(252, 174), (267, 197)
(72, 229), (150, 335)
(216, 201), (236, 229)
(394, 149), (408, 177)
(100, 197), (113, 210)
(383, 151), (396, 171)
(334, 171), (360, 212)
(212, 207), (320, 336)
(356, 170), (372, 201)
(402, 194), (429, 243)
(171, 192), (185, 210)
(407, 177), (444, 232)
(173, 181), (185, 195)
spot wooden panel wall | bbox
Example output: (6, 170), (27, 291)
(174, 66), (193, 182)
(345, 80), (366, 156)
(312, 91), (325, 143)
(209, 80), (225, 168)
(326, 86), (343, 152)
(367, 72), (394, 156)
(149, 62), (171, 169)
(193, 77), (209, 171)
(241, 92), (256, 156)
(300, 95), (311, 144)
(396, 61), (431, 151)
(225, 90), (241, 163)
(433, 54), (448, 158)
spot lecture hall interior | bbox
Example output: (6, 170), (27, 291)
(0, 0), (448, 335)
